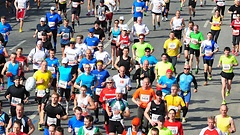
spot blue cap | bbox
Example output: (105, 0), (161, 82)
(88, 28), (95, 33)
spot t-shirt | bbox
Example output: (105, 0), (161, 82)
(164, 95), (185, 119)
(68, 116), (84, 135)
(15, 0), (29, 9)
(132, 0), (145, 18)
(140, 55), (158, 67)
(199, 127), (223, 135)
(148, 127), (172, 135)
(215, 114), (231, 135)
(44, 103), (66, 127)
(151, 0), (165, 13)
(132, 87), (156, 108)
(0, 22), (12, 41)
(164, 120), (183, 135)
(200, 40), (219, 60)
(46, 12), (62, 30)
(132, 42), (154, 61)
(189, 31), (204, 50)
(64, 47), (81, 66)
(91, 69), (110, 89)
(155, 61), (174, 79)
(219, 54), (238, 73)
(158, 75), (177, 94)
(45, 57), (59, 78)
(36, 24), (51, 40)
(8, 132), (28, 135)
(164, 38), (182, 57)
(228, 5), (240, 21)
(33, 70), (52, 90)
(58, 25), (73, 45)
(78, 126), (99, 135)
(75, 73), (97, 95)
(93, 51), (111, 65)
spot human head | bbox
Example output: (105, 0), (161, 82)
(14, 76), (21, 86)
(84, 64), (91, 73)
(188, 21), (194, 29)
(169, 31), (175, 40)
(193, 25), (199, 32)
(99, 0), (104, 5)
(106, 77), (114, 88)
(42, 32), (47, 41)
(61, 57), (69, 66)
(1, 16), (6, 24)
(137, 17), (142, 24)
(94, 21), (100, 28)
(84, 115), (94, 128)
(96, 60), (104, 71)
(55, 126), (64, 135)
(76, 35), (84, 43)
(119, 66), (126, 76)
(115, 88), (123, 99)
(207, 32), (213, 40)
(207, 116), (215, 129)
(114, 19), (119, 26)
(175, 10), (181, 17)
(80, 85), (88, 95)
(40, 17), (46, 25)
(16, 47), (23, 56)
(161, 53), (168, 62)
(49, 124), (56, 135)
(215, 9), (220, 16)
(168, 109), (176, 120)
(184, 64), (190, 74)
(36, 40), (43, 50)
(171, 84), (179, 96)
(131, 117), (140, 131)
(156, 115), (165, 129)
(10, 52), (17, 62)
(166, 69), (173, 78)
(220, 104), (228, 117)
(119, 16), (125, 23)
(51, 92), (60, 104)
(139, 34), (145, 43)
(142, 78), (150, 89)
(41, 60), (48, 72)
(150, 128), (159, 135)
(97, 43), (104, 51)
(74, 107), (82, 120)
(64, 19), (69, 26)
(145, 47), (151, 56)
(85, 49), (92, 59)
(50, 6), (56, 13)
(13, 120), (22, 134)
(49, 49), (55, 58)
(156, 90), (162, 101)
(69, 38), (76, 49)
(224, 47), (231, 56)
(16, 103), (24, 117)
(143, 60), (149, 69)
(122, 47), (129, 56)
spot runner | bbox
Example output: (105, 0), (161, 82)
(78, 49), (97, 72)
(131, 0), (145, 22)
(140, 47), (158, 71)
(164, 109), (184, 135)
(33, 17), (52, 41)
(131, 17), (150, 43)
(77, 115), (100, 134)
(46, 124), (56, 135)
(5, 76), (29, 117)
(42, 32), (53, 51)
(163, 31), (182, 73)
(215, 0), (225, 18)
(147, 115), (172, 135)
(95, 0), (110, 32)
(217, 47), (238, 104)
(68, 0), (84, 32)
(118, 16), (129, 31)
(188, 0), (196, 20)
(57, 0), (67, 18)
(86, 0), (96, 16)
(189, 24), (204, 74)
(200, 32), (219, 85)
(0, 100), (10, 135)
(0, 47), (6, 90)
(14, 0), (29, 33)
(57, 19), (74, 57)
(91, 20), (106, 42)
(46, 6), (62, 51)
(8, 120), (28, 135)
(122, 117), (145, 135)
(209, 9), (222, 43)
(199, 116), (223, 135)
(84, 28), (100, 52)
(228, 0), (240, 23)
(162, 0), (170, 21)
(116, 27), (131, 56)
(68, 107), (84, 135)
(230, 14), (240, 55)
(104, 0), (115, 31)
(215, 105), (236, 134)
(155, 53), (174, 80)
(75, 34), (92, 57)
(149, 0), (165, 30)
(132, 34), (154, 69)
(132, 78), (156, 133)
(176, 64), (197, 122)
(170, 10), (185, 40)
(6, 0), (14, 15)
(0, 16), (12, 46)
(183, 21), (194, 65)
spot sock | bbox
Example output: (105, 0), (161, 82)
(180, 2), (183, 7)
(94, 108), (99, 119)
(209, 72), (212, 76)
(182, 107), (188, 117)
(104, 124), (109, 134)
(157, 22), (160, 26)
(204, 72), (207, 81)
(54, 42), (57, 49)
(72, 21), (75, 30)
(162, 11), (165, 17)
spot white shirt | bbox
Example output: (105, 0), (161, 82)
(151, 0), (165, 13)
(75, 43), (93, 56)
(200, 40), (219, 59)
(112, 74), (132, 94)
(131, 23), (149, 39)
(93, 50), (111, 65)
(119, 24), (129, 31)
(28, 47), (49, 69)
(16, 0), (28, 9)
(64, 47), (81, 66)
(104, 0), (115, 12)
(199, 127), (223, 135)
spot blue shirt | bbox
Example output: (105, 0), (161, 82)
(132, 0), (145, 18)
(91, 69), (110, 89)
(68, 116), (84, 135)
(46, 12), (62, 30)
(0, 22), (12, 41)
(140, 55), (158, 67)
(201, 40), (218, 60)
(58, 25), (73, 45)
(75, 73), (97, 95)
(158, 75), (176, 94)
(84, 36), (100, 47)
(45, 57), (59, 78)
(177, 73), (197, 92)
(58, 65), (73, 89)
(78, 58), (97, 72)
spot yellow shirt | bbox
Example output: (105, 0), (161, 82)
(33, 70), (52, 90)
(216, 114), (231, 135)
(164, 95), (185, 119)
(211, 15), (221, 31)
(155, 61), (174, 79)
(163, 38), (182, 57)
(219, 54), (238, 73)
(59, 0), (67, 4)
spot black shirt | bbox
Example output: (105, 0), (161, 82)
(5, 85), (30, 106)
(228, 5), (240, 22)
(44, 103), (66, 127)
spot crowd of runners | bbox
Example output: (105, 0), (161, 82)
(0, 0), (239, 134)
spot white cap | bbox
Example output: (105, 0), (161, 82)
(37, 40), (43, 45)
(115, 88), (122, 94)
(40, 17), (46, 22)
(50, 6), (56, 11)
(122, 26), (128, 31)
(119, 16), (125, 20)
(62, 58), (69, 64)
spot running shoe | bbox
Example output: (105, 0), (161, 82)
(203, 81), (207, 86)
(92, 11), (95, 15)
(86, 12), (90, 16)
(226, 90), (230, 97)
(180, 7), (182, 11)
(222, 100), (226, 105)
(38, 122), (44, 131)
(165, 18), (168, 21)
(153, 25), (156, 31)
(182, 117), (187, 123)
(144, 12), (147, 16)
(19, 28), (22, 33)
(208, 76), (212, 81)
(195, 68), (199, 74)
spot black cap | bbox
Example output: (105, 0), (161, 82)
(157, 115), (165, 122)
(156, 90), (162, 96)
(42, 32), (47, 36)
(100, 0), (104, 3)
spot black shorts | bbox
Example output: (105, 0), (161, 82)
(173, 30), (182, 40)
(51, 78), (57, 88)
(89, 0), (95, 2)
(2, 41), (7, 47)
(232, 35), (240, 45)
(71, 65), (78, 75)
(10, 106), (16, 117)
(188, 0), (196, 8)
(151, 11), (161, 15)
(71, 6), (81, 16)
(143, 0), (149, 2)
(58, 88), (71, 100)
(165, 3), (170, 10)
(203, 59), (214, 67)
(36, 94), (49, 105)
(189, 48), (200, 57)
(61, 43), (69, 48)
(135, 60), (140, 65)
(184, 44), (190, 51)
(55, 0), (58, 4)
(109, 120), (124, 134)
(220, 71), (234, 80)
(58, 3), (66, 13)
(99, 20), (107, 28)
(93, 91), (100, 102)
(0, 66), (4, 78)
(133, 17), (137, 22)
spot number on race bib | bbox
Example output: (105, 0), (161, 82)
(11, 97), (22, 106)
(232, 30), (239, 35)
(167, 126), (178, 135)
(169, 43), (176, 49)
(62, 33), (70, 40)
(136, 7), (142, 12)
(140, 94), (150, 102)
(222, 64), (230, 71)
(58, 80), (67, 89)
(48, 22), (55, 27)
(168, 105), (178, 112)
(95, 88), (102, 95)
(48, 66), (56, 74)
(47, 117), (57, 125)
(37, 90), (46, 97)
(151, 114), (160, 122)
(72, 2), (79, 7)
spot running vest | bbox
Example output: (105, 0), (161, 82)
(72, 0), (81, 8)
(108, 98), (126, 120)
(211, 15), (221, 30)
(118, 56), (131, 72)
(0, 112), (7, 134)
(150, 100), (166, 122)
(77, 95), (90, 116)
(12, 115), (29, 134)
(112, 27), (121, 43)
(119, 35), (130, 49)
(172, 17), (183, 30)
(216, 115), (231, 135)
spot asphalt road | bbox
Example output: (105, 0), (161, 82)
(0, 0), (239, 134)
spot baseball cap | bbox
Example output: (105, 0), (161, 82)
(115, 88), (122, 94)
(100, 0), (104, 3)
(42, 32), (47, 36)
(40, 17), (46, 22)
(89, 28), (95, 33)
(70, 38), (76, 43)
(50, 6), (56, 11)
(132, 117), (141, 126)
(157, 115), (165, 122)
(166, 69), (173, 73)
(106, 77), (114, 82)
(156, 90), (162, 96)
(119, 16), (125, 20)
(62, 58), (69, 64)
(122, 26), (128, 31)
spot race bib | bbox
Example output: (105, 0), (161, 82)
(223, 132), (228, 135)
(217, 1), (225, 6)
(191, 38), (198, 44)
(37, 32), (42, 39)
(18, 3), (25, 8)
(48, 66), (56, 74)
(169, 43), (176, 49)
(223, 64), (230, 71)
(151, 114), (160, 122)
(167, 126), (178, 135)
(68, 57), (75, 64)
(120, 44), (127, 49)
(95, 88), (102, 95)
(168, 105), (178, 112)
(62, 33), (70, 40)
(47, 117), (57, 125)
(58, 80), (67, 89)
(185, 37), (190, 44)
(233, 14), (237, 19)
(74, 127), (80, 135)
(48, 22), (55, 27)
(1, 33), (6, 40)
(121, 87), (126, 94)
(36, 58), (43, 63)
(136, 7), (142, 12)
(232, 30), (239, 35)
(204, 49), (212, 55)
(140, 94), (150, 102)
(11, 97), (22, 106)
(37, 90), (46, 97)
(94, 34), (100, 39)
(72, 2), (79, 7)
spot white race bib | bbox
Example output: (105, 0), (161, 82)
(37, 90), (46, 97)
(217, 1), (225, 6)
(191, 38), (198, 44)
(48, 22), (55, 27)
(11, 97), (22, 106)
(167, 126), (178, 135)
(74, 127), (80, 135)
(94, 34), (100, 39)
(151, 114), (160, 122)
(72, 2), (79, 7)
(48, 66), (56, 74)
(95, 88), (102, 95)
(37, 32), (42, 39)
(121, 87), (126, 94)
(47, 117), (57, 125)
(232, 30), (239, 35)
(233, 14), (237, 19)
(140, 94), (150, 102)
(136, 7), (142, 12)
(62, 33), (70, 40)
(58, 80), (67, 89)
(1, 33), (6, 40)
(204, 49), (212, 55)
(169, 43), (176, 49)
(168, 105), (178, 112)
(120, 44), (127, 49)
(223, 64), (230, 71)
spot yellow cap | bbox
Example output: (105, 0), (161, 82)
(70, 38), (76, 43)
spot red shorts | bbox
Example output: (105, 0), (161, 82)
(106, 12), (113, 20)
(16, 8), (26, 20)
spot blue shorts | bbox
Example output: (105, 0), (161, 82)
(180, 91), (191, 103)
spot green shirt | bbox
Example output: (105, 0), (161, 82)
(189, 31), (204, 50)
(148, 127), (172, 135)
(132, 42), (154, 61)
(219, 54), (238, 73)
(78, 126), (99, 135)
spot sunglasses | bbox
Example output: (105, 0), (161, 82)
(107, 82), (113, 83)
(184, 68), (190, 70)
(145, 50), (150, 52)
(139, 38), (144, 39)
(98, 46), (103, 47)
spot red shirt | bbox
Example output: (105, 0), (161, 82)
(231, 19), (240, 30)
(8, 132), (28, 135)
(199, 127), (222, 135)
(164, 120), (184, 135)
(16, 55), (27, 67)
(119, 35), (130, 45)
(99, 87), (116, 110)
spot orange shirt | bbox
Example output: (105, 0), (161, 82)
(132, 87), (156, 108)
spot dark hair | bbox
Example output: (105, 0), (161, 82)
(114, 19), (119, 23)
(151, 128), (159, 134)
(145, 47), (151, 51)
(170, 31), (175, 35)
(74, 106), (82, 112)
(224, 47), (231, 52)
(16, 47), (23, 51)
(169, 109), (177, 114)
(207, 32), (212, 35)
(14, 120), (22, 127)
(56, 126), (64, 134)
(161, 53), (169, 57)
(11, 52), (17, 56)
(123, 47), (129, 51)
(0, 100), (2, 107)
(85, 115), (94, 122)
(1, 16), (6, 20)
(49, 124), (56, 129)
(81, 85), (88, 90)
(188, 21), (194, 25)
(76, 34), (84, 39)
(138, 33), (145, 38)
